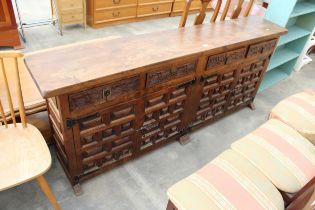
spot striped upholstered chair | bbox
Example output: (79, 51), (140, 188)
(231, 119), (315, 198)
(167, 149), (285, 210)
(269, 90), (315, 144)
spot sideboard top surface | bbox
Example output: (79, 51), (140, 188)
(24, 16), (287, 98)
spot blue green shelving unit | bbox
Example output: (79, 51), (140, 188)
(260, 0), (315, 91)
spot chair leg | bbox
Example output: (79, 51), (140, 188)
(36, 175), (61, 210)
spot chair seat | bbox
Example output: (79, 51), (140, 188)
(269, 90), (315, 144)
(0, 123), (51, 191)
(167, 149), (284, 210)
(231, 119), (315, 194)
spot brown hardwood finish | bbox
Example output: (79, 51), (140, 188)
(25, 16), (286, 98)
(0, 0), (21, 48)
(24, 16), (287, 188)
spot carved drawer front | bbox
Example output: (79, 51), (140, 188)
(193, 69), (237, 127)
(146, 61), (196, 88)
(206, 48), (246, 70)
(140, 81), (192, 150)
(247, 39), (277, 57)
(69, 76), (140, 111)
(74, 100), (140, 174)
(227, 58), (269, 111)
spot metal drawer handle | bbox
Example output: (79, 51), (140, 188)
(152, 6), (159, 12)
(113, 0), (121, 4)
(103, 88), (111, 99)
(112, 11), (120, 17)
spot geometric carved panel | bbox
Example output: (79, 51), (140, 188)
(76, 101), (138, 174)
(193, 69), (237, 126)
(140, 81), (192, 150)
(227, 58), (268, 111)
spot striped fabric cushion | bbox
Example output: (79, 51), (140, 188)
(167, 149), (284, 210)
(269, 90), (315, 144)
(304, 89), (315, 96)
(231, 119), (315, 194)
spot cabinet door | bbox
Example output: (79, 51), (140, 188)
(139, 79), (194, 152)
(227, 57), (269, 111)
(71, 99), (142, 175)
(0, 0), (13, 28)
(192, 67), (238, 127)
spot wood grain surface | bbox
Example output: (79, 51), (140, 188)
(24, 16), (287, 98)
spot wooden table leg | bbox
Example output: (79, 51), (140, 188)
(36, 175), (61, 210)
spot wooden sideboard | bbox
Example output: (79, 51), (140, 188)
(0, 0), (21, 48)
(87, 0), (211, 28)
(24, 16), (287, 191)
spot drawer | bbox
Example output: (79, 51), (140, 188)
(206, 48), (247, 70)
(60, 0), (83, 9)
(95, 6), (137, 22)
(138, 0), (171, 4)
(94, 0), (137, 10)
(146, 61), (197, 88)
(172, 0), (201, 12)
(69, 76), (140, 111)
(137, 2), (172, 17)
(247, 39), (278, 57)
(61, 12), (83, 23)
(61, 8), (83, 15)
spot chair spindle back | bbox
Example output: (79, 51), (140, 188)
(179, 0), (255, 27)
(0, 51), (26, 128)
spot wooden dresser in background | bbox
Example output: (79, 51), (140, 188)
(0, 0), (21, 48)
(24, 17), (286, 191)
(87, 0), (212, 28)
(53, 0), (86, 34)
(87, 0), (137, 27)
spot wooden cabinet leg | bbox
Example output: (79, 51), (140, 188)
(178, 134), (191, 145)
(73, 183), (83, 196)
(248, 102), (256, 110)
(36, 175), (61, 210)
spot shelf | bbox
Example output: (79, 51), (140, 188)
(278, 25), (311, 46)
(290, 2), (315, 18)
(259, 69), (289, 92)
(267, 48), (299, 71)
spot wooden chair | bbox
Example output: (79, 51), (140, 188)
(0, 55), (46, 121)
(179, 0), (254, 27)
(0, 51), (61, 210)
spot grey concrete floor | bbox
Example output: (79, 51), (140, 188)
(1, 2), (315, 210)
